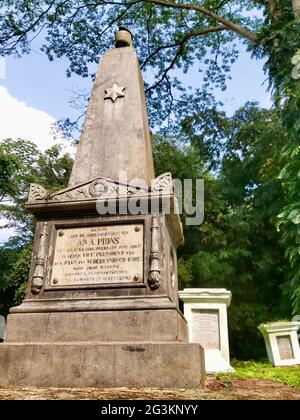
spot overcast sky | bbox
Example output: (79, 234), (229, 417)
(0, 39), (272, 243)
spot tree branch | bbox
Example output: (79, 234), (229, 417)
(96, 1), (144, 38)
(141, 25), (227, 69)
(145, 42), (184, 93)
(142, 0), (259, 42)
(165, 75), (174, 127)
(0, 0), (70, 52)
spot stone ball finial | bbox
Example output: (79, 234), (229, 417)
(115, 27), (133, 48)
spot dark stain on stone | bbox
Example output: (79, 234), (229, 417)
(71, 365), (82, 378)
(122, 345), (145, 353)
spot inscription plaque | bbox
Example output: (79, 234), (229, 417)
(192, 310), (220, 350)
(49, 224), (143, 287)
(277, 335), (294, 360)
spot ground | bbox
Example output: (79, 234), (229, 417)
(0, 362), (299, 400)
(0, 377), (299, 400)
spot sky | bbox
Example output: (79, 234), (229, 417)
(0, 37), (272, 244)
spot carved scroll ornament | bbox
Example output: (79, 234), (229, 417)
(31, 223), (48, 295)
(28, 184), (49, 201)
(148, 216), (161, 290)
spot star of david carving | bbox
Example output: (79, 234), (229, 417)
(104, 83), (125, 102)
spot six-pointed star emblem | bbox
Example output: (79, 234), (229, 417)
(104, 83), (125, 102)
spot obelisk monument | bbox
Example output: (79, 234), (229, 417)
(69, 27), (155, 186)
(0, 28), (205, 388)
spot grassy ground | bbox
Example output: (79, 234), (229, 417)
(220, 360), (300, 388)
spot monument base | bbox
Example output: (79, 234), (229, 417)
(5, 309), (188, 343)
(0, 342), (205, 388)
(204, 349), (235, 374)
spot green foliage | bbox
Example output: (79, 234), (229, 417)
(177, 257), (193, 289)
(0, 139), (40, 197)
(0, 139), (73, 315)
(0, 244), (32, 310)
(152, 102), (290, 359)
(0, 139), (73, 242)
(0, 245), (20, 316)
(277, 139), (300, 314)
(0, 0), (262, 132)
(251, 1), (300, 314)
(0, 139), (41, 243)
(153, 135), (204, 180)
(0, 146), (19, 200)
(221, 360), (300, 388)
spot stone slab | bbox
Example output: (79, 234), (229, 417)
(49, 224), (144, 288)
(192, 309), (220, 350)
(0, 343), (205, 388)
(5, 309), (188, 343)
(277, 335), (294, 360)
(10, 296), (178, 313)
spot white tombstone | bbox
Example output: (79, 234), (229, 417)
(258, 322), (300, 367)
(179, 288), (234, 374)
(0, 316), (5, 341)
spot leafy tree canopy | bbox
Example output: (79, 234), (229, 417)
(0, 0), (265, 131)
(153, 102), (289, 358)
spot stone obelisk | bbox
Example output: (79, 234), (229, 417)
(0, 28), (205, 388)
(69, 27), (155, 186)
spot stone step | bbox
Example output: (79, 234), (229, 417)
(0, 342), (205, 388)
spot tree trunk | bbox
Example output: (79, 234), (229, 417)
(293, 0), (300, 20)
(268, 0), (278, 15)
(266, 1), (281, 24)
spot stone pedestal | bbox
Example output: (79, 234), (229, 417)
(0, 196), (205, 388)
(258, 322), (300, 367)
(0, 343), (204, 388)
(179, 288), (234, 374)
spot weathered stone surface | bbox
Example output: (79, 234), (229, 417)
(0, 343), (205, 388)
(277, 336), (294, 360)
(49, 224), (144, 287)
(27, 173), (174, 205)
(179, 288), (234, 374)
(258, 322), (300, 366)
(5, 310), (188, 343)
(12, 214), (182, 305)
(192, 310), (220, 350)
(10, 296), (180, 313)
(68, 46), (155, 186)
(0, 32), (205, 388)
